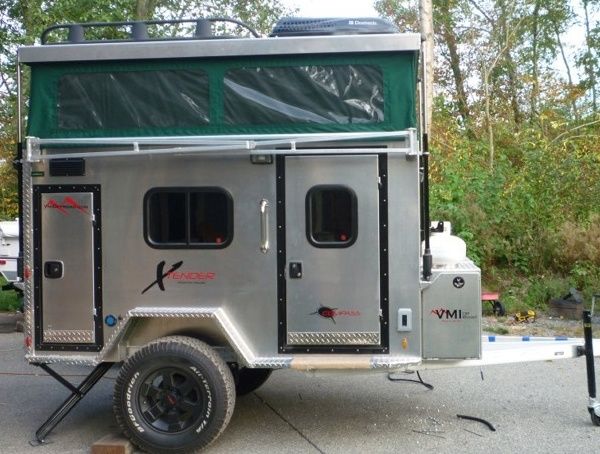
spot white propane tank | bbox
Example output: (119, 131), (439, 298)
(426, 221), (467, 267)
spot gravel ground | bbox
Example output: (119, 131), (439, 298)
(2, 330), (600, 453)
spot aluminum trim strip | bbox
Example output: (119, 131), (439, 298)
(18, 34), (421, 63)
(371, 356), (422, 369)
(249, 357), (293, 369)
(25, 353), (97, 365)
(29, 147), (412, 162)
(287, 331), (380, 346)
(34, 131), (412, 146)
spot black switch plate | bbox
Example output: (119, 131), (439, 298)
(289, 262), (302, 279)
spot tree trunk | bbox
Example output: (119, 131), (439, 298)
(438, 0), (470, 125)
(530, 0), (540, 117)
(136, 0), (158, 20)
(419, 0), (434, 133)
(554, 22), (580, 120)
(505, 49), (522, 125)
(484, 68), (494, 169)
(498, 0), (522, 125)
(582, 0), (597, 112)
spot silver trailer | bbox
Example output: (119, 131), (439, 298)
(14, 17), (600, 453)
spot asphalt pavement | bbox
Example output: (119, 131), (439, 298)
(1, 331), (599, 453)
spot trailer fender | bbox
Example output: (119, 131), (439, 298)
(102, 307), (255, 366)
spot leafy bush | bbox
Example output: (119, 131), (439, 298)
(430, 109), (600, 311)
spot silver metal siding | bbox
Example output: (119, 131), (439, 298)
(387, 152), (422, 357)
(18, 34), (420, 63)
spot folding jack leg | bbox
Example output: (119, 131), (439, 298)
(32, 361), (114, 443)
(578, 311), (600, 426)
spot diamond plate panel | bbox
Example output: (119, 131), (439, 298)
(43, 329), (95, 344)
(371, 355), (422, 369)
(250, 357), (292, 368)
(287, 331), (380, 345)
(22, 160), (34, 355)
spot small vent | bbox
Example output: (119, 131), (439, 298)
(49, 158), (85, 177)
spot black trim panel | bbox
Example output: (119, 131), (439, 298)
(33, 185), (103, 352)
(378, 153), (390, 351)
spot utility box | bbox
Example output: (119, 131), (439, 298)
(422, 261), (481, 359)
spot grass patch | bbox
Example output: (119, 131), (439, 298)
(485, 326), (509, 335)
(0, 276), (21, 311)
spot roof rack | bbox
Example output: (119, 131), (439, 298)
(40, 17), (260, 45)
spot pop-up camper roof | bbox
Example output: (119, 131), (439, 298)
(18, 18), (419, 140)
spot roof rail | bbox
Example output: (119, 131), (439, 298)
(40, 17), (260, 45)
(24, 131), (418, 162)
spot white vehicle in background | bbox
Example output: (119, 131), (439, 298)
(0, 218), (19, 287)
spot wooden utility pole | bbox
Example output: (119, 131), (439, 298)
(419, 0), (434, 133)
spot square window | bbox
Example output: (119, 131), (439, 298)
(307, 186), (357, 248)
(145, 188), (232, 248)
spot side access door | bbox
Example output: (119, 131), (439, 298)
(279, 154), (388, 353)
(33, 185), (102, 351)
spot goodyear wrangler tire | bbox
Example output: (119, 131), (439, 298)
(113, 336), (235, 454)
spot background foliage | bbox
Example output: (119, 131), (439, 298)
(376, 0), (600, 310)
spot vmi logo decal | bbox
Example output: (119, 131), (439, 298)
(430, 307), (477, 322)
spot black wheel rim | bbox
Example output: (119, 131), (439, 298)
(138, 366), (208, 433)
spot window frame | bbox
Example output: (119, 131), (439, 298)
(144, 186), (233, 249)
(305, 184), (358, 249)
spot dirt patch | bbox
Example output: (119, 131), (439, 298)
(482, 314), (598, 338)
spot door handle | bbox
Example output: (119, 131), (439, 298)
(259, 199), (269, 253)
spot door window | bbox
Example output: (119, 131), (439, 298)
(306, 185), (357, 248)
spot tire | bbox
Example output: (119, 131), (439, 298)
(113, 336), (235, 454)
(234, 368), (272, 396)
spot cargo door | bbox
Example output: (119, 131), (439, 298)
(33, 185), (102, 351)
(280, 155), (388, 353)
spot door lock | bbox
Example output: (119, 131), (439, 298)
(44, 261), (63, 279)
(289, 262), (302, 279)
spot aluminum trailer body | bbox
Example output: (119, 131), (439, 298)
(15, 17), (600, 453)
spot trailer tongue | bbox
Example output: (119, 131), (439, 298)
(14, 16), (600, 453)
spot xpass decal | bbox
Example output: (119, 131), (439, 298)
(310, 305), (361, 324)
(44, 196), (90, 215)
(141, 260), (216, 294)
